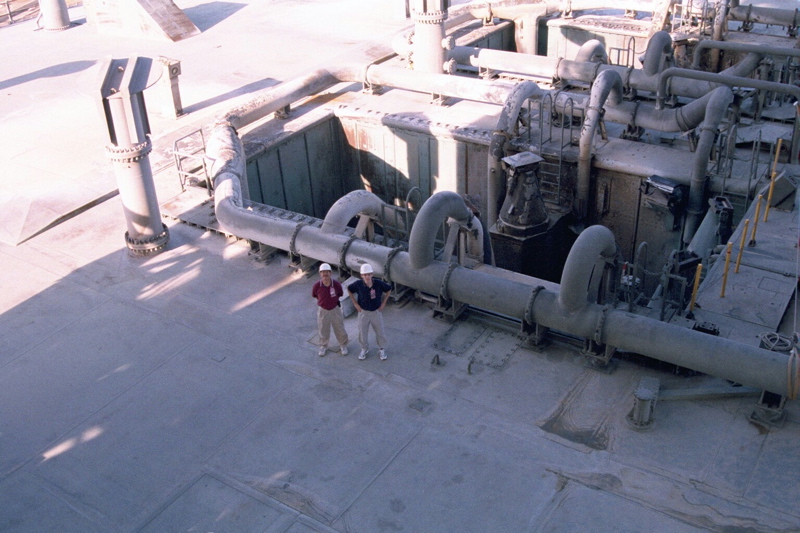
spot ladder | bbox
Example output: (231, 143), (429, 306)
(173, 129), (211, 196)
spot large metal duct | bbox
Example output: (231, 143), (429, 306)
(683, 86), (734, 244)
(408, 190), (477, 270)
(409, 0), (449, 74)
(577, 69), (623, 219)
(656, 68), (800, 163)
(574, 39), (609, 64)
(557, 225), (616, 313)
(692, 40), (800, 69)
(488, 81), (546, 225)
(729, 2), (800, 28)
(207, 121), (799, 398)
(640, 30), (673, 77)
(320, 190), (385, 235)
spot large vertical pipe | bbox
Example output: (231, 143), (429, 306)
(577, 69), (623, 219)
(683, 87), (734, 244)
(99, 56), (169, 256)
(38, 0), (70, 30)
(410, 0), (449, 74)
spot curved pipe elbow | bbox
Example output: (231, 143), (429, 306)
(321, 190), (386, 234)
(558, 225), (617, 314)
(577, 69), (623, 217)
(575, 39), (608, 64)
(409, 191), (474, 270)
(641, 31), (673, 77)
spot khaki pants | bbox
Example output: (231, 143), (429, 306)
(317, 306), (348, 349)
(358, 310), (387, 351)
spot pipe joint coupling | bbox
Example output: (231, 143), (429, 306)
(412, 9), (447, 24)
(125, 223), (170, 256)
(383, 247), (403, 282)
(106, 138), (153, 163)
(524, 285), (546, 325)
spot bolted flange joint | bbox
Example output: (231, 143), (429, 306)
(125, 223), (170, 256)
(106, 138), (153, 163)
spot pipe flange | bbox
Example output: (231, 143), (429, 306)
(594, 305), (612, 344)
(412, 10), (447, 24)
(289, 222), (307, 259)
(338, 234), (358, 273)
(439, 261), (458, 302)
(525, 285), (545, 325)
(383, 247), (403, 282)
(125, 223), (169, 256)
(106, 138), (153, 163)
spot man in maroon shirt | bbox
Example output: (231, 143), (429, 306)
(312, 263), (349, 357)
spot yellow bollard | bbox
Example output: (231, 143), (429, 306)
(735, 219), (749, 273)
(721, 242), (732, 298)
(764, 138), (783, 223)
(689, 263), (703, 313)
(749, 196), (762, 246)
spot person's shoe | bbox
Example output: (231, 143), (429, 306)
(318, 346), (326, 357)
(358, 349), (367, 360)
(379, 349), (387, 360)
(340, 346), (348, 356)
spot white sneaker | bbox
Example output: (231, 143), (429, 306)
(318, 347), (326, 357)
(358, 349), (367, 360)
(379, 349), (387, 360)
(340, 346), (348, 356)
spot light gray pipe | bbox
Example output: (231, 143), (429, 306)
(321, 190), (385, 234)
(709, 0), (728, 71)
(207, 121), (799, 397)
(683, 86), (734, 244)
(449, 45), (762, 98)
(729, 4), (800, 28)
(558, 225), (617, 313)
(410, 0), (448, 74)
(577, 69), (623, 219)
(575, 39), (609, 64)
(656, 67), (800, 163)
(640, 30), (673, 76)
(409, 190), (476, 270)
(488, 81), (546, 226)
(692, 40), (800, 70)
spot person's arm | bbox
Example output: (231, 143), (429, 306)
(378, 283), (391, 311)
(348, 286), (362, 313)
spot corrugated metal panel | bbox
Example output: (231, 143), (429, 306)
(308, 120), (342, 217)
(279, 135), (314, 216)
(255, 150), (286, 209)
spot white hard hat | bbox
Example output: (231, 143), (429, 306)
(319, 263), (332, 272)
(360, 263), (373, 274)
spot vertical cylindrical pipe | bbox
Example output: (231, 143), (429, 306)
(410, 0), (448, 74)
(100, 57), (169, 256)
(38, 0), (70, 30)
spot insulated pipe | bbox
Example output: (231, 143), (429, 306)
(410, 0), (448, 74)
(409, 190), (475, 270)
(683, 86), (734, 244)
(488, 81), (545, 226)
(709, 0), (728, 72)
(320, 190), (385, 234)
(577, 69), (623, 219)
(729, 4), (800, 28)
(449, 45), (762, 98)
(640, 30), (673, 76)
(656, 68), (800, 163)
(208, 121), (799, 397)
(557, 225), (617, 314)
(38, 0), (70, 30)
(575, 39), (609, 64)
(692, 40), (800, 70)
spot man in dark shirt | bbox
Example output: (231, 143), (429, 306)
(348, 263), (391, 360)
(312, 263), (349, 357)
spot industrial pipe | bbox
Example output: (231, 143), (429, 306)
(656, 67), (800, 163)
(207, 121), (799, 398)
(575, 39), (609, 64)
(577, 69), (624, 219)
(683, 86), (734, 244)
(488, 81), (545, 226)
(38, 0), (70, 30)
(408, 190), (476, 270)
(321, 190), (385, 234)
(729, 3), (800, 29)
(557, 225), (617, 314)
(692, 40), (800, 70)
(410, 0), (449, 74)
(640, 30), (673, 77)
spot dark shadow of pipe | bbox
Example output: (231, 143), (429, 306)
(181, 78), (278, 115)
(0, 60), (96, 90)
(182, 1), (246, 32)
